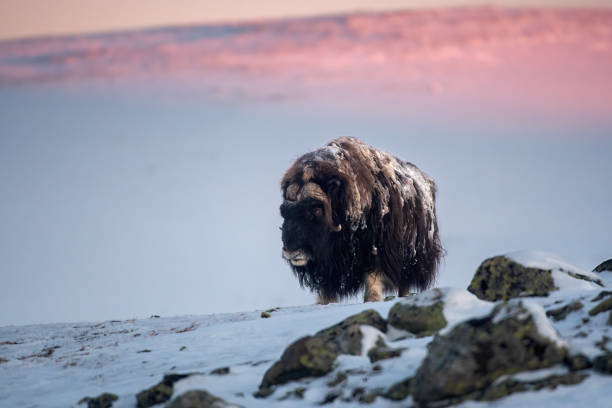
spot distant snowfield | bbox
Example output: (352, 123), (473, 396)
(0, 253), (610, 407)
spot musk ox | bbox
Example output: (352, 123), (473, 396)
(280, 137), (443, 303)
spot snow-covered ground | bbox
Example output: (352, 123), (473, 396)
(1, 252), (610, 407)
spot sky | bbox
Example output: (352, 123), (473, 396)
(1, 0), (612, 41)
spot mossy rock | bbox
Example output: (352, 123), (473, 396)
(546, 301), (583, 321)
(388, 297), (446, 337)
(411, 301), (567, 406)
(78, 393), (118, 408)
(167, 390), (243, 408)
(258, 336), (337, 393)
(468, 256), (556, 301)
(136, 374), (192, 408)
(593, 259), (612, 272)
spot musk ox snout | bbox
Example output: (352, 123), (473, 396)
(282, 249), (311, 267)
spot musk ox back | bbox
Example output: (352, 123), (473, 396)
(280, 137), (443, 303)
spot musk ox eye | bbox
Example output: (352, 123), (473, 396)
(312, 207), (323, 218)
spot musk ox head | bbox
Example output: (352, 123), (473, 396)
(280, 137), (443, 300)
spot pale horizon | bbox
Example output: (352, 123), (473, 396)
(2, 0), (612, 41)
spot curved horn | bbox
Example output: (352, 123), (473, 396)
(299, 182), (342, 232)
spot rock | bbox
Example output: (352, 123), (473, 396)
(257, 309), (387, 396)
(260, 312), (271, 318)
(546, 301), (583, 321)
(387, 289), (447, 337)
(593, 259), (612, 272)
(136, 374), (192, 408)
(314, 309), (387, 354)
(384, 296), (395, 302)
(591, 291), (612, 302)
(258, 336), (337, 392)
(593, 353), (612, 374)
(565, 353), (592, 371)
(0, 358), (7, 364)
(411, 300), (567, 406)
(278, 387), (306, 401)
(367, 345), (404, 363)
(588, 297), (612, 316)
(386, 377), (412, 401)
(167, 390), (243, 408)
(468, 256), (556, 301)
(78, 393), (118, 408)
(478, 372), (588, 402)
(210, 367), (230, 375)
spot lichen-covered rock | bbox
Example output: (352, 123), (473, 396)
(593, 353), (612, 374)
(387, 289), (447, 337)
(136, 374), (192, 408)
(411, 300), (567, 406)
(167, 390), (243, 408)
(210, 367), (230, 375)
(314, 309), (387, 354)
(78, 393), (118, 408)
(258, 336), (337, 392)
(546, 301), (583, 321)
(468, 256), (556, 301)
(588, 297), (612, 316)
(593, 259), (612, 272)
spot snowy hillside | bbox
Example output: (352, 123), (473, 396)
(1, 252), (611, 407)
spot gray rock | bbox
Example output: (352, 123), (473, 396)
(167, 390), (243, 408)
(589, 297), (612, 317)
(468, 256), (556, 301)
(546, 301), (583, 321)
(136, 374), (192, 408)
(411, 301), (567, 406)
(593, 353), (612, 374)
(593, 259), (612, 272)
(78, 393), (118, 408)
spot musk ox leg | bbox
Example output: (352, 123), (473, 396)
(398, 285), (412, 297)
(316, 293), (337, 305)
(364, 272), (384, 302)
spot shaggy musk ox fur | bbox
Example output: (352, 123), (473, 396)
(280, 137), (443, 303)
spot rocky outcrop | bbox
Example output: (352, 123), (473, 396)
(468, 256), (557, 301)
(411, 300), (567, 406)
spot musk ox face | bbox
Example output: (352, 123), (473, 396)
(280, 198), (329, 267)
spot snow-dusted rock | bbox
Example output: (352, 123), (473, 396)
(468, 251), (605, 302)
(387, 289), (447, 337)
